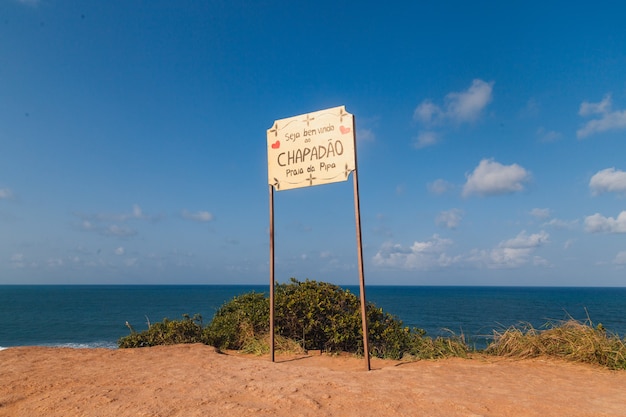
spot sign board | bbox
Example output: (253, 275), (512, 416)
(266, 105), (371, 370)
(267, 106), (355, 191)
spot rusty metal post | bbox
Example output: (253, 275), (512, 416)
(352, 118), (371, 371)
(269, 184), (275, 362)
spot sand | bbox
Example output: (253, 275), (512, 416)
(1, 344), (625, 417)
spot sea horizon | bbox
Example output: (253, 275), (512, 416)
(2, 283), (626, 288)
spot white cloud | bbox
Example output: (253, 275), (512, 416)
(114, 247), (125, 256)
(78, 220), (137, 237)
(436, 209), (463, 229)
(530, 208), (578, 229)
(542, 218), (578, 229)
(372, 235), (456, 270)
(577, 94), (626, 138)
(579, 94), (613, 117)
(530, 208), (551, 219)
(533, 256), (550, 267)
(445, 79), (494, 123)
(428, 179), (455, 195)
(132, 204), (143, 218)
(578, 111), (626, 138)
(520, 98), (540, 118)
(584, 211), (626, 233)
(589, 168), (626, 195)
(47, 258), (63, 267)
(372, 230), (551, 272)
(111, 204), (148, 221)
(357, 128), (376, 142)
(77, 204), (151, 223)
(471, 230), (549, 269)
(414, 100), (444, 125)
(413, 131), (440, 149)
(74, 204), (161, 238)
(11, 253), (24, 262)
(125, 258), (139, 267)
(536, 127), (562, 143)
(105, 225), (137, 237)
(614, 251), (626, 265)
(463, 158), (530, 197)
(80, 220), (95, 231)
(10, 253), (26, 268)
(500, 230), (549, 249)
(414, 79), (494, 126)
(182, 209), (214, 222)
(0, 187), (14, 200)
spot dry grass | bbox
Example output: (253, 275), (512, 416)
(485, 319), (626, 370)
(240, 333), (305, 355)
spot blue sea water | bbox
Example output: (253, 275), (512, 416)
(1, 285), (625, 350)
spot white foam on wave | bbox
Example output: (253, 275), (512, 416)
(0, 342), (116, 350)
(46, 341), (117, 349)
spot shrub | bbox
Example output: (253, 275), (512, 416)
(118, 278), (469, 360)
(366, 305), (411, 359)
(118, 314), (204, 348)
(202, 292), (269, 350)
(204, 278), (467, 360)
(274, 278), (365, 353)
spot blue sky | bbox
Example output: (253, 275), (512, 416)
(1, 1), (626, 286)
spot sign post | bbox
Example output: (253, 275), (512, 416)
(267, 105), (370, 370)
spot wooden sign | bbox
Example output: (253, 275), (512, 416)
(266, 105), (370, 370)
(267, 106), (355, 191)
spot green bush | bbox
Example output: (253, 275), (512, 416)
(118, 278), (468, 360)
(274, 279), (365, 352)
(118, 314), (204, 348)
(366, 305), (412, 359)
(202, 292), (269, 350)
(203, 278), (467, 359)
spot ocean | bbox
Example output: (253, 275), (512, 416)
(1, 285), (625, 350)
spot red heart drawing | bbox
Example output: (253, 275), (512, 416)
(340, 125), (351, 134)
(271, 140), (280, 149)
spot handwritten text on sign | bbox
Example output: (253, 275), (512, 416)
(267, 106), (355, 191)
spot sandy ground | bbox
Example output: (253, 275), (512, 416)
(1, 344), (625, 417)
